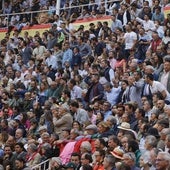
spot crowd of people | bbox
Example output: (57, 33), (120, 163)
(0, 0), (170, 170)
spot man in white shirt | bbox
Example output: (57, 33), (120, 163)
(159, 59), (170, 93)
(136, 14), (156, 37)
(123, 24), (137, 60)
(145, 73), (170, 104)
(69, 100), (89, 125)
(45, 50), (57, 71)
(32, 40), (46, 63)
(68, 79), (82, 100)
(103, 82), (121, 106)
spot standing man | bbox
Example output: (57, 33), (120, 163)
(45, 50), (57, 71)
(84, 74), (104, 104)
(123, 24), (137, 60)
(20, 40), (32, 65)
(62, 42), (73, 68)
(159, 59), (170, 93)
(69, 100), (89, 125)
(110, 14), (123, 33)
(32, 40), (46, 63)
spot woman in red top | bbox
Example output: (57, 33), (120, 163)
(93, 149), (105, 170)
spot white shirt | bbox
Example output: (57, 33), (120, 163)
(45, 55), (57, 70)
(105, 87), (121, 106)
(151, 81), (170, 101)
(124, 31), (137, 50)
(71, 85), (82, 100)
(160, 71), (170, 89)
(136, 17), (156, 37)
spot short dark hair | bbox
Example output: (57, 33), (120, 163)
(15, 157), (26, 164)
(137, 108), (145, 117)
(146, 73), (154, 81)
(63, 89), (70, 98)
(108, 135), (120, 145)
(69, 79), (76, 86)
(70, 100), (79, 108)
(15, 142), (25, 149)
(128, 140), (139, 152)
(84, 153), (93, 163)
(71, 152), (81, 160)
(124, 103), (135, 112)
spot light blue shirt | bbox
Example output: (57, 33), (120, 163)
(45, 55), (57, 70)
(105, 87), (121, 106)
(111, 19), (123, 32)
(62, 48), (73, 68)
(104, 110), (112, 121)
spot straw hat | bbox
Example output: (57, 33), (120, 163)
(111, 147), (124, 160)
(118, 122), (131, 131)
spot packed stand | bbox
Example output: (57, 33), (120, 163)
(0, 0), (170, 170)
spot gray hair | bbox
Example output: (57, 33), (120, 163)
(104, 154), (116, 167)
(161, 128), (170, 136)
(81, 141), (92, 152)
(28, 143), (37, 152)
(51, 157), (62, 165)
(145, 135), (157, 148)
(145, 65), (155, 72)
(107, 116), (117, 125)
(166, 134), (170, 142)
(41, 132), (50, 138)
(157, 152), (170, 161)
(124, 152), (136, 162)
(42, 143), (51, 150)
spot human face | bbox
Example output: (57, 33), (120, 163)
(117, 107), (124, 116)
(104, 85), (110, 92)
(15, 129), (23, 139)
(141, 97), (148, 105)
(143, 101), (150, 111)
(144, 139), (151, 150)
(69, 105), (76, 113)
(108, 139), (117, 150)
(156, 153), (169, 170)
(121, 137), (128, 151)
(165, 136), (170, 148)
(122, 154), (134, 167)
(15, 145), (22, 154)
(135, 108), (141, 119)
(71, 156), (80, 166)
(81, 154), (89, 166)
(72, 122), (80, 130)
(139, 157), (145, 168)
(4, 146), (12, 155)
(103, 102), (110, 111)
(42, 135), (50, 143)
(121, 113), (129, 123)
(95, 151), (102, 162)
(150, 113), (157, 121)
(124, 105), (132, 114)
(62, 131), (70, 139)
(121, 81), (128, 90)
(103, 157), (110, 169)
(157, 100), (165, 110)
(117, 132), (123, 141)
(15, 160), (23, 169)
(96, 112), (103, 121)
(97, 125), (105, 134)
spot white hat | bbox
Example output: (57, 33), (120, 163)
(118, 122), (130, 131)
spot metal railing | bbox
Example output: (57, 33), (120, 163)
(31, 159), (51, 170)
(0, 0), (118, 28)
